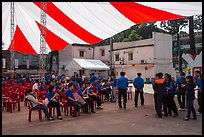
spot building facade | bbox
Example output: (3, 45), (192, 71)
(58, 32), (176, 82)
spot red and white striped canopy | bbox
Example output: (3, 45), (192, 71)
(2, 2), (202, 54)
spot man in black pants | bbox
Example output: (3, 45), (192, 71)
(133, 73), (144, 107)
(175, 72), (186, 111)
(117, 72), (129, 109)
(153, 72), (166, 118)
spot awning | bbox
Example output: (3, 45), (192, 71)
(65, 58), (110, 70)
(2, 2), (202, 54)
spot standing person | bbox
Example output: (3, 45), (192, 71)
(97, 73), (103, 83)
(90, 73), (97, 83)
(25, 88), (54, 121)
(184, 76), (197, 121)
(152, 72), (166, 118)
(133, 73), (144, 107)
(110, 74), (117, 102)
(175, 72), (186, 111)
(117, 72), (129, 109)
(194, 70), (202, 115)
(165, 74), (178, 117)
(152, 73), (159, 115)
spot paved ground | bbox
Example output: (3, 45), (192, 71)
(2, 84), (202, 135)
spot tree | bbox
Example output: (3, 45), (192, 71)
(128, 30), (142, 41)
(194, 14), (202, 32)
(160, 18), (189, 35)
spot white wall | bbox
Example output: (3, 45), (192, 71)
(153, 32), (176, 78)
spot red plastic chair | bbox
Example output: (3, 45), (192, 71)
(25, 98), (43, 122)
(127, 86), (133, 99)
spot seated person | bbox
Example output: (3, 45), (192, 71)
(46, 86), (63, 120)
(25, 88), (54, 121)
(66, 82), (82, 117)
(101, 80), (112, 101)
(86, 82), (103, 109)
(78, 83), (95, 113)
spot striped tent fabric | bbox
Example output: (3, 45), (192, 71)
(2, 2), (202, 54)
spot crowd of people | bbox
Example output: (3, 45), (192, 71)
(2, 70), (202, 122)
(152, 71), (202, 120)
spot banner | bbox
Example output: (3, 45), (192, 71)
(15, 59), (19, 69)
(2, 58), (6, 68)
(26, 59), (29, 69)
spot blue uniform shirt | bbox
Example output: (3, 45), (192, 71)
(133, 76), (144, 89)
(46, 91), (57, 101)
(117, 76), (129, 89)
(111, 78), (117, 87)
(194, 75), (202, 92)
(66, 89), (76, 104)
(78, 88), (83, 96)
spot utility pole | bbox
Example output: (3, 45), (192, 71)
(189, 16), (196, 56)
(110, 37), (113, 75)
(176, 19), (182, 73)
(10, 2), (15, 78)
(39, 2), (47, 81)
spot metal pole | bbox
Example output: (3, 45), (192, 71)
(110, 37), (113, 75)
(10, 2), (15, 78)
(39, 2), (47, 81)
(176, 19), (182, 73)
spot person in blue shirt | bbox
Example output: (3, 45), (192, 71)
(90, 73), (97, 83)
(133, 73), (144, 107)
(165, 74), (178, 117)
(110, 74), (117, 102)
(38, 81), (44, 92)
(86, 82), (103, 109)
(45, 73), (51, 85)
(78, 83), (95, 113)
(117, 72), (129, 109)
(92, 79), (101, 94)
(101, 80), (111, 101)
(71, 72), (77, 82)
(97, 73), (103, 83)
(175, 72), (186, 111)
(194, 70), (202, 114)
(184, 76), (197, 121)
(66, 82), (82, 117)
(46, 86), (62, 120)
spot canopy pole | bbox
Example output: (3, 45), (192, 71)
(110, 37), (114, 75)
(10, 2), (15, 78)
(39, 2), (47, 82)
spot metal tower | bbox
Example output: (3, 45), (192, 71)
(10, 2), (15, 78)
(39, 2), (47, 81)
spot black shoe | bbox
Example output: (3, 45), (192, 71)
(91, 111), (96, 113)
(155, 115), (162, 118)
(184, 117), (190, 121)
(48, 117), (55, 121)
(191, 117), (197, 120)
(85, 111), (91, 114)
(57, 116), (63, 120)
